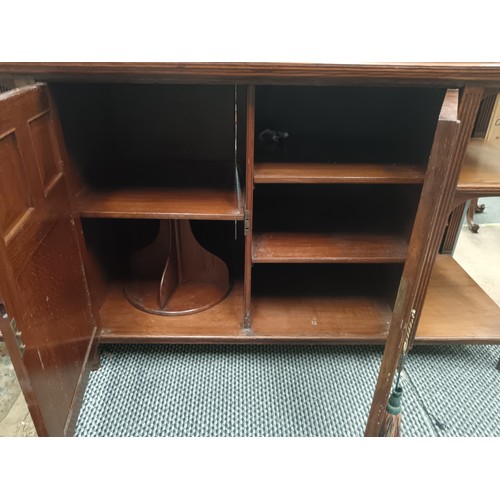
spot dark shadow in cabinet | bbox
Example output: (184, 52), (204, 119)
(81, 218), (245, 285)
(255, 86), (446, 164)
(50, 83), (239, 184)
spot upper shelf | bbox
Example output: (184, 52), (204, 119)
(457, 138), (500, 195)
(78, 187), (244, 220)
(254, 162), (426, 184)
(77, 161), (244, 220)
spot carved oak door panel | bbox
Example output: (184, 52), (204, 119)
(0, 85), (95, 436)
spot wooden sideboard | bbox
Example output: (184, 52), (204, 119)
(0, 63), (499, 437)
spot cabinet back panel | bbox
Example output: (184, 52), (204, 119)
(252, 263), (404, 310)
(253, 184), (421, 238)
(255, 86), (446, 164)
(50, 83), (236, 186)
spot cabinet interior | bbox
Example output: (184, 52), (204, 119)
(49, 82), (447, 342)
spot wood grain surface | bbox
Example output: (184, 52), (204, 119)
(416, 256), (500, 343)
(77, 187), (244, 220)
(252, 232), (408, 263)
(254, 162), (425, 184)
(2, 62), (500, 85)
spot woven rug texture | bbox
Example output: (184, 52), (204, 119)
(75, 343), (500, 437)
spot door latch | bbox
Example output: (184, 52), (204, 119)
(10, 318), (26, 356)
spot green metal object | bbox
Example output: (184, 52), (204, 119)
(386, 386), (403, 416)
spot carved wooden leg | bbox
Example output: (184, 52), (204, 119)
(466, 198), (480, 233)
(474, 199), (486, 213)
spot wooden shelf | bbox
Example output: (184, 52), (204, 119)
(98, 262), (399, 343)
(254, 162), (425, 184)
(416, 255), (500, 343)
(252, 232), (408, 263)
(98, 281), (392, 344)
(77, 161), (244, 220)
(78, 187), (244, 220)
(251, 294), (391, 342)
(249, 264), (398, 342)
(99, 281), (245, 342)
(457, 138), (500, 195)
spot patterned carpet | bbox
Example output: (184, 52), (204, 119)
(75, 343), (500, 437)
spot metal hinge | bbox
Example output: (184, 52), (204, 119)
(10, 318), (26, 357)
(244, 210), (251, 236)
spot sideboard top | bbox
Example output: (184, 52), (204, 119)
(2, 62), (500, 85)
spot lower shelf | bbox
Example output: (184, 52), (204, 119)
(98, 274), (394, 344)
(416, 255), (500, 343)
(250, 294), (391, 342)
(99, 282), (244, 342)
(97, 256), (500, 344)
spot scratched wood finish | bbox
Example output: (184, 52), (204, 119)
(251, 294), (391, 342)
(365, 89), (461, 437)
(415, 256), (500, 344)
(3, 62), (500, 85)
(254, 162), (426, 184)
(0, 85), (95, 436)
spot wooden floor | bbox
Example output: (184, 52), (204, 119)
(416, 255), (500, 343)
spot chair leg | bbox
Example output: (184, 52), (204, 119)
(466, 199), (480, 233)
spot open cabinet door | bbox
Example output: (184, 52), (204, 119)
(0, 84), (96, 436)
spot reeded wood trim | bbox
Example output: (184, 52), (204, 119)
(440, 202), (466, 254)
(407, 87), (484, 355)
(472, 93), (497, 138)
(365, 89), (462, 437)
(2, 62), (500, 85)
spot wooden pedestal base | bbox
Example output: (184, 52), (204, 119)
(125, 220), (230, 316)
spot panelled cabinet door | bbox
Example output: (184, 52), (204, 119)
(0, 84), (96, 436)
